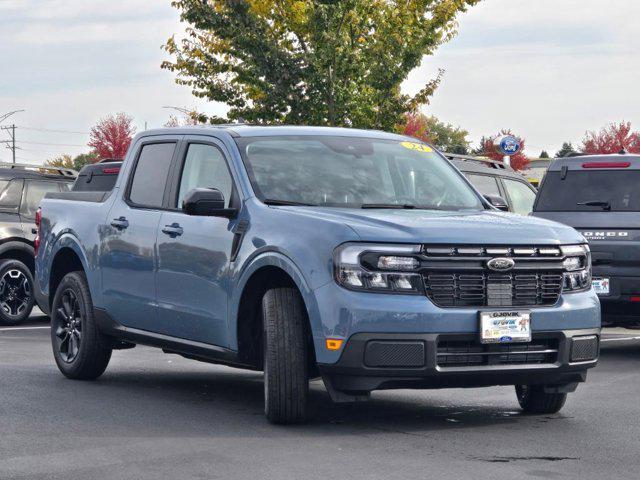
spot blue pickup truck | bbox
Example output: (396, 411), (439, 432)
(35, 126), (600, 424)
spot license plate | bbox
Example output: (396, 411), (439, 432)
(592, 277), (610, 295)
(480, 311), (531, 344)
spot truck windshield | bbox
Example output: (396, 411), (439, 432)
(536, 170), (640, 212)
(236, 136), (483, 210)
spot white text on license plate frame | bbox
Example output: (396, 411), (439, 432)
(592, 278), (610, 295)
(480, 311), (531, 344)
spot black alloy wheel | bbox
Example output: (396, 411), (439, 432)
(53, 288), (83, 363)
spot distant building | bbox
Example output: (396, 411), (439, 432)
(523, 158), (553, 187)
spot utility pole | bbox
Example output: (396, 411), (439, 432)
(0, 124), (17, 163)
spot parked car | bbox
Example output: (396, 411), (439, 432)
(0, 162), (76, 325)
(72, 160), (122, 192)
(35, 126), (600, 424)
(533, 153), (640, 328)
(444, 153), (538, 215)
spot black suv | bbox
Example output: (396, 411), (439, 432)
(0, 163), (76, 325)
(533, 154), (640, 327)
(445, 153), (538, 215)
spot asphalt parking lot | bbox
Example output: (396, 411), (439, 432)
(1, 312), (639, 480)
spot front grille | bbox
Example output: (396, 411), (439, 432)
(420, 245), (565, 308)
(437, 337), (559, 367)
(424, 272), (563, 307)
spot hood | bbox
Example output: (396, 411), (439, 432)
(275, 207), (585, 245)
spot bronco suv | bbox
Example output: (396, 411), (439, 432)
(0, 162), (75, 325)
(35, 126), (600, 424)
(533, 154), (640, 327)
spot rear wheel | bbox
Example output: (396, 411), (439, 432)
(0, 259), (35, 326)
(262, 287), (309, 424)
(516, 385), (568, 414)
(51, 271), (112, 380)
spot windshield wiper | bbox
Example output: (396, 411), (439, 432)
(577, 200), (611, 211)
(360, 203), (417, 209)
(263, 199), (319, 207)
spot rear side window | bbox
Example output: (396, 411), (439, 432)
(536, 171), (640, 212)
(128, 143), (176, 207)
(21, 181), (61, 219)
(503, 179), (536, 215)
(466, 174), (501, 197)
(0, 179), (23, 211)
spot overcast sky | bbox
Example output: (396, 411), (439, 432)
(1, 0), (639, 164)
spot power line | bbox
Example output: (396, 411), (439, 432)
(13, 140), (86, 147)
(15, 125), (89, 135)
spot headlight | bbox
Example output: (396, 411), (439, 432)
(561, 244), (591, 292)
(334, 243), (424, 294)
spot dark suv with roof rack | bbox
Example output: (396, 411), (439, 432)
(533, 154), (640, 327)
(0, 163), (76, 325)
(444, 153), (538, 215)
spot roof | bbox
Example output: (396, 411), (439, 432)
(135, 125), (413, 142)
(0, 162), (77, 180)
(548, 154), (640, 171)
(444, 153), (527, 180)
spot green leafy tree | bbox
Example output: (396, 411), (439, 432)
(162, 0), (480, 130)
(73, 152), (99, 170)
(555, 142), (576, 158)
(400, 112), (470, 153)
(539, 150), (549, 158)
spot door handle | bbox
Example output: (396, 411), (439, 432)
(110, 217), (129, 230)
(162, 223), (183, 237)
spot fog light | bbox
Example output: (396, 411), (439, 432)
(326, 338), (343, 351)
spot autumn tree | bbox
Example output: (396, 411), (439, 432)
(162, 0), (480, 130)
(400, 112), (470, 153)
(88, 113), (136, 160)
(580, 121), (640, 154)
(73, 152), (99, 170)
(480, 130), (530, 171)
(45, 154), (75, 169)
(555, 142), (576, 158)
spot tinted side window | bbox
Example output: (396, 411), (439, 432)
(503, 179), (536, 215)
(21, 181), (60, 218)
(0, 179), (23, 211)
(129, 143), (176, 207)
(177, 144), (233, 208)
(466, 174), (501, 197)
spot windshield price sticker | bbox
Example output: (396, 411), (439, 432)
(480, 311), (531, 344)
(400, 141), (433, 153)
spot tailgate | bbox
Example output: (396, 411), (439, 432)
(535, 211), (640, 278)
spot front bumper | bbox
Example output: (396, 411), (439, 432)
(319, 329), (600, 393)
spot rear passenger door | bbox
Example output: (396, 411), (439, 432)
(101, 138), (180, 331)
(155, 138), (238, 346)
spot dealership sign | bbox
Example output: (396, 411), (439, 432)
(495, 135), (521, 156)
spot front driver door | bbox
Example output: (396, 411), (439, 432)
(155, 139), (237, 346)
(101, 139), (179, 330)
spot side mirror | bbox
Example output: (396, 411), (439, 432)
(484, 194), (510, 212)
(182, 188), (237, 218)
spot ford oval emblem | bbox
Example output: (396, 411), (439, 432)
(486, 257), (515, 272)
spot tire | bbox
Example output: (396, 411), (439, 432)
(262, 287), (309, 424)
(516, 385), (568, 414)
(0, 259), (35, 326)
(51, 271), (112, 380)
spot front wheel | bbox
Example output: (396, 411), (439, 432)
(51, 271), (112, 380)
(516, 385), (568, 414)
(0, 259), (35, 326)
(262, 287), (309, 424)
